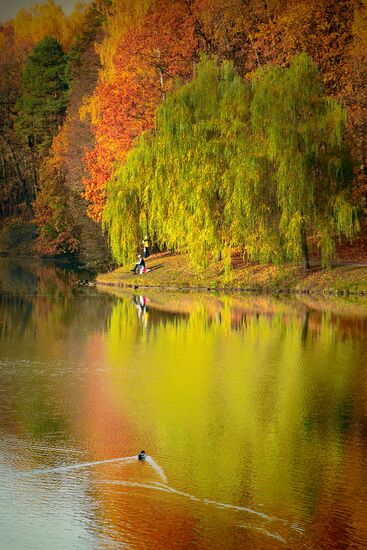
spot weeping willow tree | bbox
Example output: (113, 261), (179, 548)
(249, 53), (358, 267)
(102, 137), (154, 265)
(103, 56), (251, 269)
(103, 54), (358, 270)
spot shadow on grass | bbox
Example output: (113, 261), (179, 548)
(149, 264), (164, 271)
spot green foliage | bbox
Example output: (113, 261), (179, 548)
(15, 36), (69, 157)
(250, 53), (358, 267)
(104, 57), (251, 269)
(103, 54), (358, 269)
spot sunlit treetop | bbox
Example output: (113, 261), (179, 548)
(11, 0), (88, 52)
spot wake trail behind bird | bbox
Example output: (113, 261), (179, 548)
(101, 479), (289, 544)
(145, 455), (168, 482)
(16, 454), (301, 542)
(17, 455), (137, 476)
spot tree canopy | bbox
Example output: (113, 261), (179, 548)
(0, 0), (365, 265)
(103, 55), (358, 269)
(15, 36), (69, 157)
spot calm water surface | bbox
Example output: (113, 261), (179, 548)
(1, 258), (367, 549)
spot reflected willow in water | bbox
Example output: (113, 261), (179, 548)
(103, 291), (367, 535)
(1, 259), (367, 549)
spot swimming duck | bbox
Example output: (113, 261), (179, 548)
(138, 450), (146, 461)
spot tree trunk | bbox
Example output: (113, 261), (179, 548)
(0, 135), (34, 217)
(300, 222), (310, 269)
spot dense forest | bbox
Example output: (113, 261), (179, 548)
(0, 0), (366, 269)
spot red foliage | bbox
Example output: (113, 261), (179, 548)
(247, 0), (355, 94)
(83, 0), (198, 221)
(84, 0), (367, 222)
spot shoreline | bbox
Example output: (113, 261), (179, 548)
(96, 252), (367, 297)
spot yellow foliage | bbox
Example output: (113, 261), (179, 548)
(95, 0), (154, 83)
(12, 0), (88, 52)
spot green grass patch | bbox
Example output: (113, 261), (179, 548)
(97, 252), (367, 295)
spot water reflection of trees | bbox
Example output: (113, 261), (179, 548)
(101, 290), (367, 539)
(0, 257), (77, 296)
(101, 287), (367, 342)
(0, 258), (116, 444)
(0, 258), (115, 339)
(2, 273), (367, 547)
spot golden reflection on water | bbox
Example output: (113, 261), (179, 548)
(91, 288), (367, 548)
(1, 259), (367, 549)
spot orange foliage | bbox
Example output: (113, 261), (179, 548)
(82, 0), (198, 221)
(343, 1), (367, 202)
(0, 24), (22, 101)
(79, 0), (366, 223)
(94, 0), (153, 83)
(248, 0), (356, 93)
(187, 0), (282, 71)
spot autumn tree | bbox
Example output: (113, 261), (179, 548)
(248, 0), (356, 92)
(82, 0), (198, 221)
(185, 0), (282, 73)
(33, 137), (79, 256)
(0, 2), (89, 223)
(11, 0), (87, 53)
(103, 55), (357, 269)
(33, 1), (112, 261)
(343, 0), (367, 206)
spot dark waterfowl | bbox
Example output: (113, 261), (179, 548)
(138, 450), (146, 461)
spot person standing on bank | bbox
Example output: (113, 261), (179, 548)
(142, 236), (150, 258)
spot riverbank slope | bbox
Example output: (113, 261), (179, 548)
(96, 252), (367, 295)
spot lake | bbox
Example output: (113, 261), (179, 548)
(0, 258), (367, 549)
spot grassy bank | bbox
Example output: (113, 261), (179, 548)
(96, 252), (367, 295)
